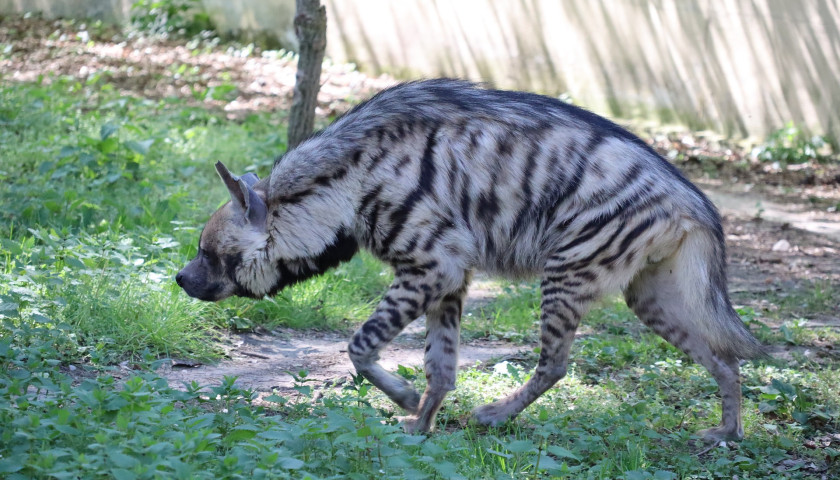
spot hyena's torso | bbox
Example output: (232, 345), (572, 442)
(180, 79), (761, 439)
(269, 81), (714, 290)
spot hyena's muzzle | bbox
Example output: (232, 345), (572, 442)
(175, 254), (232, 302)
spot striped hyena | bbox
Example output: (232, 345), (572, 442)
(177, 79), (763, 441)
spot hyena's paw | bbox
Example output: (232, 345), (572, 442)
(396, 415), (430, 434)
(472, 400), (517, 427)
(368, 370), (420, 414)
(393, 388), (421, 415)
(696, 425), (744, 444)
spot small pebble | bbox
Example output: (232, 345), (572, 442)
(772, 239), (791, 252)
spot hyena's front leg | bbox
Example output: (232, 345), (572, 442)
(473, 265), (596, 426)
(347, 266), (459, 415)
(402, 273), (471, 433)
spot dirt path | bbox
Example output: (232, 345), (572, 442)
(709, 183), (840, 303)
(160, 327), (528, 394)
(0, 17), (395, 121)
(704, 185), (840, 242)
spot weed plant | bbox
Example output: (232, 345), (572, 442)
(130, 0), (214, 38)
(751, 122), (834, 166)
(1, 327), (837, 479)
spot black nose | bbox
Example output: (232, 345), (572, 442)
(175, 272), (184, 287)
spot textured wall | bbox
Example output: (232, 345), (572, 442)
(3, 0), (838, 141)
(322, 0), (840, 140)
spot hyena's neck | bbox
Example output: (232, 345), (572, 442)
(264, 140), (366, 264)
(258, 227), (360, 296)
(265, 113), (470, 267)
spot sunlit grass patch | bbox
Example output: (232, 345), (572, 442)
(59, 276), (221, 363)
(463, 281), (540, 341)
(462, 282), (646, 345)
(0, 78), (285, 240)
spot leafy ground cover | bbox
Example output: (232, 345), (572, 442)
(1, 14), (839, 479)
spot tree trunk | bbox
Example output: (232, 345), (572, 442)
(287, 0), (327, 150)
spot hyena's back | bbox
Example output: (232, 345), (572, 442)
(315, 82), (711, 278)
(259, 79), (762, 438)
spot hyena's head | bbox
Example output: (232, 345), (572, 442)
(176, 161), (271, 302)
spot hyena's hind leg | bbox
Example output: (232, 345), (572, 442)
(347, 265), (465, 416)
(624, 230), (759, 442)
(473, 261), (599, 426)
(401, 272), (471, 433)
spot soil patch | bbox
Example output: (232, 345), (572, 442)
(0, 16), (395, 120)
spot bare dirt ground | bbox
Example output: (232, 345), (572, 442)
(160, 323), (530, 394)
(4, 16), (838, 394)
(714, 189), (840, 317)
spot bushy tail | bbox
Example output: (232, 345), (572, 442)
(672, 227), (766, 361)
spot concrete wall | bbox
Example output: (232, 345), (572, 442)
(3, 0), (838, 141)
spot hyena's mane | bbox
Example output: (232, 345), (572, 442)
(330, 79), (645, 150)
(347, 81), (722, 230)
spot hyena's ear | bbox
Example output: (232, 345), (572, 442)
(239, 172), (259, 188)
(215, 161), (267, 229)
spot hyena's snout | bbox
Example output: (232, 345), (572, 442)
(175, 266), (202, 299)
(174, 270), (189, 290)
(175, 262), (226, 302)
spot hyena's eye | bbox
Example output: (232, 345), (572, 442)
(199, 248), (219, 267)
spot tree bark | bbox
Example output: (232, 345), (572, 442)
(287, 0), (327, 150)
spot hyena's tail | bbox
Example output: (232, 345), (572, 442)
(677, 227), (765, 360)
(626, 225), (765, 362)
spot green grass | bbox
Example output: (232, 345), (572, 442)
(463, 282), (640, 343)
(59, 276), (220, 363)
(456, 281), (839, 477)
(463, 282), (540, 342)
(735, 281), (840, 348)
(1, 66), (839, 478)
(222, 253), (392, 331)
(2, 327), (838, 479)
(771, 280), (838, 319)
